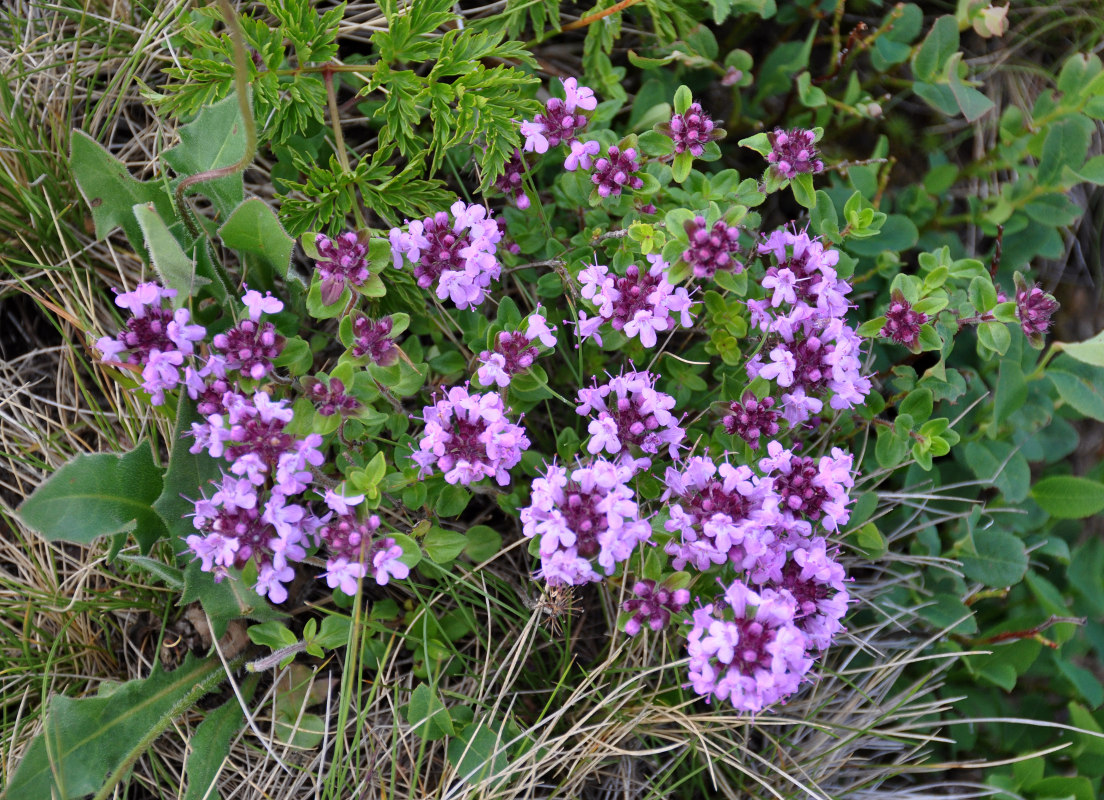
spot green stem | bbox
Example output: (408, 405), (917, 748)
(174, 0), (257, 238)
(325, 66), (366, 229)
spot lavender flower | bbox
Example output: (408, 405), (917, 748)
(622, 579), (691, 636)
(315, 231), (370, 306)
(389, 200), (502, 310)
(317, 490), (409, 594)
(412, 385), (530, 486)
(565, 139), (600, 172)
(577, 255), (695, 348)
(662, 456), (776, 572)
(685, 581), (813, 712)
(682, 216), (743, 280)
(520, 458), (652, 585)
(306, 377), (360, 416)
(880, 290), (928, 350)
(767, 538), (849, 651)
(475, 309), (556, 388)
(94, 281), (205, 405)
(1014, 273), (1059, 348)
(575, 369), (685, 465)
(590, 145), (645, 198)
(519, 77), (597, 154)
(722, 393), (780, 450)
(494, 150), (532, 210)
(758, 227), (850, 318)
(759, 443), (855, 531)
(766, 129), (824, 180)
(211, 290), (286, 381)
(351, 316), (399, 366)
(657, 102), (719, 158)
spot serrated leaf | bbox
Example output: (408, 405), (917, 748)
(6, 654), (228, 800)
(18, 440), (167, 554)
(960, 529), (1028, 587)
(70, 130), (175, 257)
(163, 92), (247, 218)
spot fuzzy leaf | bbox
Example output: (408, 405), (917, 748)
(133, 203), (209, 306)
(18, 440), (167, 554)
(6, 654), (227, 800)
(163, 92), (247, 218)
(218, 197), (294, 282)
(154, 400), (223, 550)
(184, 694), (249, 800)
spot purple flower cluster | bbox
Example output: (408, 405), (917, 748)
(766, 129), (824, 180)
(1014, 274), (1060, 347)
(389, 200), (502, 310)
(759, 443), (855, 532)
(880, 290), (928, 350)
(314, 231), (370, 306)
(412, 385), (530, 486)
(622, 580), (691, 636)
(94, 282), (206, 405)
(317, 490), (409, 593)
(520, 77), (597, 154)
(686, 581), (813, 713)
(722, 393), (780, 450)
(575, 369), (685, 466)
(306, 377), (360, 417)
(746, 228), (870, 425)
(520, 458), (652, 585)
(590, 144), (645, 198)
(682, 216), (743, 280)
(210, 289), (286, 382)
(494, 150), (532, 210)
(577, 254), (695, 348)
(351, 316), (399, 366)
(476, 310), (557, 388)
(658, 102), (718, 158)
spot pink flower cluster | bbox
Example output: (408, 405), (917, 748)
(575, 369), (686, 467)
(389, 200), (503, 310)
(520, 458), (652, 585)
(314, 231), (370, 306)
(412, 385), (530, 486)
(317, 490), (409, 593)
(519, 77), (597, 154)
(476, 310), (557, 388)
(577, 254), (695, 348)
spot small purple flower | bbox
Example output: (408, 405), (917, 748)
(685, 581), (813, 712)
(577, 255), (696, 348)
(242, 288), (284, 321)
(682, 216), (743, 280)
(565, 139), (600, 172)
(759, 443), (855, 531)
(766, 129), (824, 181)
(476, 332), (538, 388)
(757, 227), (849, 318)
(351, 316), (399, 366)
(413, 385), (530, 486)
(520, 458), (652, 585)
(590, 145), (645, 198)
(211, 292), (285, 381)
(657, 102), (719, 158)
(519, 77), (598, 154)
(494, 150), (532, 210)
(389, 200), (502, 310)
(622, 579), (691, 635)
(723, 393), (780, 450)
(767, 538), (849, 651)
(307, 377), (360, 416)
(880, 290), (928, 351)
(575, 369), (685, 464)
(317, 492), (404, 593)
(1014, 273), (1059, 348)
(314, 232), (370, 306)
(371, 538), (410, 585)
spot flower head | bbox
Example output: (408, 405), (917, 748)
(315, 231), (370, 306)
(1014, 273), (1059, 348)
(575, 369), (685, 464)
(682, 216), (743, 280)
(766, 129), (824, 180)
(590, 145), (644, 198)
(658, 102), (720, 158)
(519, 77), (597, 154)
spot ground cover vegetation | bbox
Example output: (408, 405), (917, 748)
(2, 0), (1104, 797)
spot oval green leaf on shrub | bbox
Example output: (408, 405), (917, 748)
(1031, 475), (1104, 518)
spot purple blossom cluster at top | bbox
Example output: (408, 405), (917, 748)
(577, 254), (696, 348)
(745, 227), (871, 427)
(682, 216), (743, 280)
(94, 282), (205, 405)
(520, 77), (597, 154)
(521, 458), (652, 585)
(1014, 274), (1060, 347)
(316, 489), (409, 593)
(412, 385), (530, 486)
(389, 200), (502, 310)
(476, 310), (558, 388)
(880, 290), (929, 351)
(766, 129), (824, 180)
(314, 231), (370, 306)
(658, 102), (719, 158)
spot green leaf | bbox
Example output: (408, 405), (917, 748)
(790, 172), (815, 209)
(435, 483), (470, 517)
(218, 197), (294, 282)
(18, 440), (167, 554)
(917, 593), (977, 635)
(945, 53), (994, 122)
(671, 151), (693, 183)
(163, 91), (247, 218)
(184, 695), (248, 800)
(154, 400), (223, 550)
(464, 525), (502, 562)
(673, 85), (693, 115)
(960, 529), (1028, 587)
(6, 654), (228, 800)
(977, 320), (1011, 355)
(1050, 368), (1104, 421)
(993, 360), (1028, 425)
(913, 15), (959, 83)
(69, 130), (174, 257)
(447, 718), (510, 785)
(424, 527), (468, 563)
(962, 440), (1030, 503)
(1058, 329), (1104, 367)
(1038, 115), (1093, 187)
(247, 620), (298, 650)
(1032, 475), (1104, 519)
(406, 683), (455, 741)
(899, 388), (933, 422)
(133, 203), (209, 305)
(849, 522), (887, 559)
